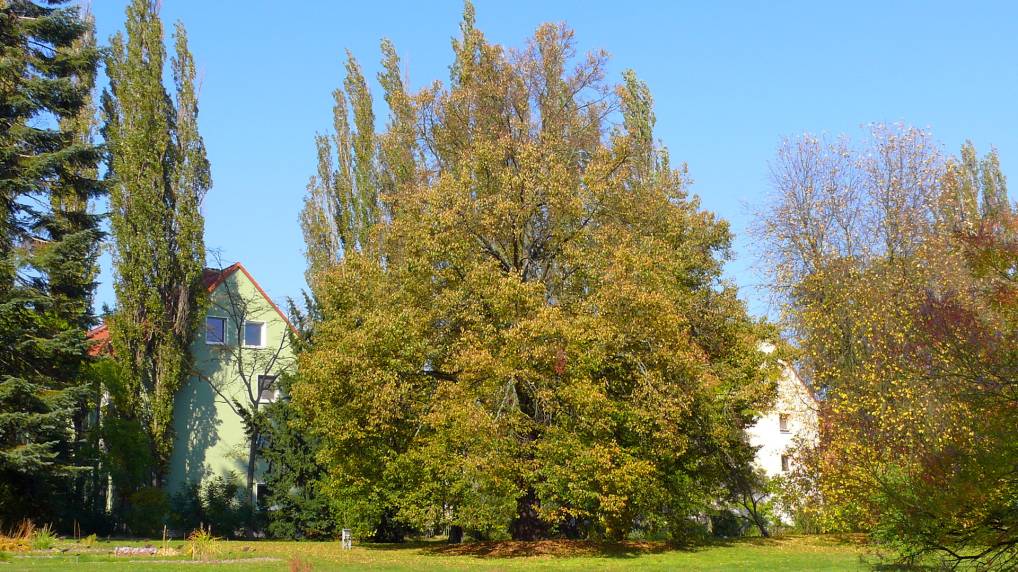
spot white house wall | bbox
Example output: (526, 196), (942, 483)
(746, 363), (819, 477)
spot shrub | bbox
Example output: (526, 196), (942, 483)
(667, 516), (710, 545)
(169, 482), (203, 533)
(202, 474), (244, 534)
(170, 473), (256, 538)
(30, 524), (57, 550)
(80, 533), (97, 547)
(126, 487), (170, 537)
(185, 526), (221, 561)
(710, 510), (746, 539)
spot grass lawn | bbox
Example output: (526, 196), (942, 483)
(3, 534), (882, 571)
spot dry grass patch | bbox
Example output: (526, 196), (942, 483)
(0, 520), (37, 552)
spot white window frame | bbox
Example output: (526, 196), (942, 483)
(778, 413), (790, 433)
(205, 316), (227, 345)
(781, 454), (791, 473)
(257, 375), (279, 404)
(243, 321), (266, 348)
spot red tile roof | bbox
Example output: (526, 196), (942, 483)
(86, 323), (110, 356)
(87, 262), (293, 357)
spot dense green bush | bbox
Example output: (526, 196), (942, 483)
(169, 473), (259, 538)
(710, 510), (746, 539)
(125, 487), (169, 537)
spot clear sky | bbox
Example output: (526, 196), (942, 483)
(88, 1), (1018, 318)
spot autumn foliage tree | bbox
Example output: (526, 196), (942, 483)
(756, 125), (1018, 567)
(295, 3), (778, 542)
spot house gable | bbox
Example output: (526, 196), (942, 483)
(88, 262), (296, 496)
(202, 262), (293, 334)
(167, 262), (296, 495)
(747, 362), (819, 478)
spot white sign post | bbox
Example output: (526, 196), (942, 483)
(341, 528), (352, 550)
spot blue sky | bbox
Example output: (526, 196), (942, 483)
(89, 1), (1018, 318)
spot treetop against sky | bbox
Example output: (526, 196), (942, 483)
(88, 0), (1017, 318)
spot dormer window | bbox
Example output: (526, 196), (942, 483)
(244, 321), (265, 348)
(206, 317), (226, 345)
(779, 413), (790, 433)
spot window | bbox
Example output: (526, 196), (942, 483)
(244, 321), (265, 347)
(781, 454), (790, 473)
(779, 413), (790, 433)
(206, 317), (226, 345)
(258, 375), (278, 403)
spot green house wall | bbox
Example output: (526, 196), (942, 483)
(165, 266), (294, 497)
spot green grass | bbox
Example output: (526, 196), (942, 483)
(6, 534), (879, 571)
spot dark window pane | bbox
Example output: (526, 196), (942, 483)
(206, 317), (225, 344)
(244, 322), (263, 346)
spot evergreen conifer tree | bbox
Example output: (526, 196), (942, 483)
(260, 374), (337, 539)
(0, 0), (102, 523)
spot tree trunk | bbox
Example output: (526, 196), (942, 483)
(91, 395), (105, 517)
(448, 525), (463, 544)
(509, 489), (548, 540)
(247, 429), (258, 507)
(151, 441), (163, 488)
(744, 497), (769, 538)
(752, 511), (770, 538)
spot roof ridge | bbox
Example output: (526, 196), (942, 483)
(87, 261), (295, 356)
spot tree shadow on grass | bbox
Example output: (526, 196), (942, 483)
(718, 532), (867, 544)
(359, 541), (438, 552)
(864, 551), (944, 572)
(361, 534), (870, 561)
(422, 539), (681, 560)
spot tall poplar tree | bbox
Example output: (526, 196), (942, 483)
(0, 0), (102, 522)
(299, 51), (380, 282)
(103, 0), (211, 486)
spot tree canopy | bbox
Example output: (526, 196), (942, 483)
(295, 2), (779, 542)
(755, 125), (1018, 567)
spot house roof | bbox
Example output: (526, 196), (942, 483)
(87, 262), (293, 356)
(86, 324), (110, 356)
(778, 359), (820, 405)
(758, 341), (820, 405)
